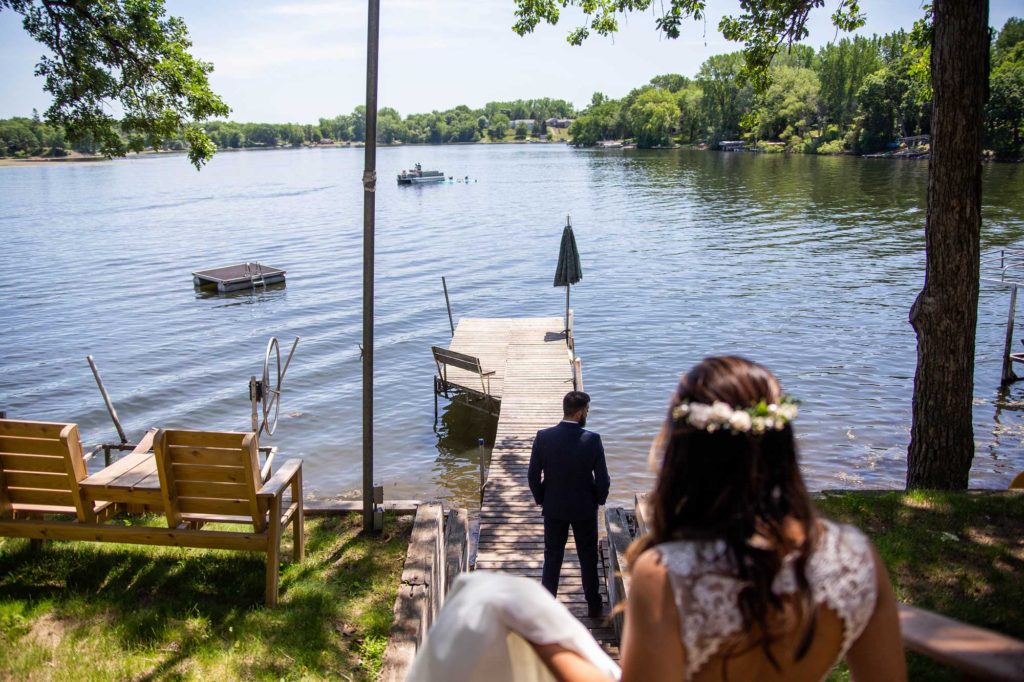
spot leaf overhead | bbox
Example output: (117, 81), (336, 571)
(1, 0), (229, 168)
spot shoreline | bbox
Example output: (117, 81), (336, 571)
(3, 141), (1019, 167)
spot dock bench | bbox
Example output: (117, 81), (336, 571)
(432, 346), (496, 399)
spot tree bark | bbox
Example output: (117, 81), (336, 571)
(907, 0), (988, 489)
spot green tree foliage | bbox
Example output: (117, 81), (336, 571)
(987, 20), (1024, 158)
(514, 122), (529, 139)
(626, 88), (680, 147)
(489, 113), (510, 140)
(1, 0), (229, 169)
(675, 85), (705, 142)
(813, 35), (882, 126)
(648, 73), (690, 92)
(748, 65), (820, 142)
(697, 52), (755, 142)
(376, 107), (405, 144)
(512, 0), (865, 89)
(568, 100), (623, 145)
(993, 17), (1024, 65)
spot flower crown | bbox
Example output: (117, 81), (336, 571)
(671, 397), (799, 435)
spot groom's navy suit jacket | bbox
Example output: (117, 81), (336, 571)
(528, 421), (611, 521)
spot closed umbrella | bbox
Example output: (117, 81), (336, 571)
(554, 215), (582, 335)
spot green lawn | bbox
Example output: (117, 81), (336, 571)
(0, 514), (412, 681)
(817, 490), (1024, 681)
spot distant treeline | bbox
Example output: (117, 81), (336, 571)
(0, 98), (575, 159)
(217, 98), (577, 147)
(2, 18), (1020, 160)
(572, 17), (1023, 158)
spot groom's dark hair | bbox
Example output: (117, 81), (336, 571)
(562, 391), (590, 417)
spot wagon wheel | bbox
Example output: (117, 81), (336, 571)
(261, 337), (283, 436)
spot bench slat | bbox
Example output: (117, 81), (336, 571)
(432, 346), (484, 374)
(3, 471), (69, 490)
(8, 487), (74, 507)
(178, 497), (253, 516)
(0, 436), (68, 457)
(175, 480), (250, 500)
(163, 431), (250, 449)
(167, 445), (249, 467)
(0, 453), (67, 474)
(0, 420), (68, 439)
(171, 463), (247, 483)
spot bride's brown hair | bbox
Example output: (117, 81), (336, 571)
(626, 356), (818, 670)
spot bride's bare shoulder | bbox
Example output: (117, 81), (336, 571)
(628, 548), (672, 602)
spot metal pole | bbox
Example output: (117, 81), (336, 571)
(442, 276), (455, 337)
(1002, 287), (1018, 385)
(362, 0), (380, 534)
(565, 286), (570, 335)
(86, 355), (128, 445)
(478, 437), (486, 504)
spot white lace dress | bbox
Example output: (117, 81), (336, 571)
(655, 519), (878, 681)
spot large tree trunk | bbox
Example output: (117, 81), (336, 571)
(907, 0), (988, 489)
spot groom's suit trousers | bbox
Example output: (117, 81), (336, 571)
(541, 515), (600, 607)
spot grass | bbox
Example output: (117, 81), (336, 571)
(816, 490), (1024, 681)
(0, 513), (412, 681)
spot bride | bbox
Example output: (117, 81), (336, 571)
(409, 356), (906, 682)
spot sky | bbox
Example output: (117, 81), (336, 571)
(1, 1), (1022, 122)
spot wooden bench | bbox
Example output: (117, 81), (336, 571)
(432, 346), (496, 399)
(0, 420), (303, 606)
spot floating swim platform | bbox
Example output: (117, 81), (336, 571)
(192, 262), (286, 292)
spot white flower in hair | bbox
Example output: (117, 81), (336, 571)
(687, 403), (713, 429)
(711, 401), (732, 421)
(671, 396), (799, 435)
(728, 410), (752, 432)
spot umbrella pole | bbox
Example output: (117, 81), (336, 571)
(565, 286), (570, 334)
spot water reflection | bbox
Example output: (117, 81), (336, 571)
(193, 281), (287, 304)
(433, 395), (498, 509)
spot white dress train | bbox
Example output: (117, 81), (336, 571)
(406, 571), (622, 682)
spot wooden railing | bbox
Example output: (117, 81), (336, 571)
(379, 504), (470, 682)
(612, 495), (1024, 682)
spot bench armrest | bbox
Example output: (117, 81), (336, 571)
(129, 429), (157, 455)
(256, 458), (302, 499)
(899, 603), (1024, 681)
(481, 371), (496, 376)
(259, 446), (278, 483)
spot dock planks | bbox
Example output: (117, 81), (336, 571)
(446, 318), (620, 658)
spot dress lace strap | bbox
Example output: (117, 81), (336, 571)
(654, 520), (877, 681)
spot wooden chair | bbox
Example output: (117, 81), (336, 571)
(0, 419), (112, 522)
(153, 428), (304, 606)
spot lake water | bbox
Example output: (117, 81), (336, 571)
(2, 145), (1023, 507)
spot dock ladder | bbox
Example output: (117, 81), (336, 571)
(245, 262), (267, 290)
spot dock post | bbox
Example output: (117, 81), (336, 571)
(1002, 287), (1019, 385)
(86, 355), (128, 445)
(442, 277), (455, 337)
(478, 438), (486, 504)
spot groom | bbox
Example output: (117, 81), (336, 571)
(528, 391), (611, 618)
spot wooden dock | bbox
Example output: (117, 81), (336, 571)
(440, 317), (619, 658)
